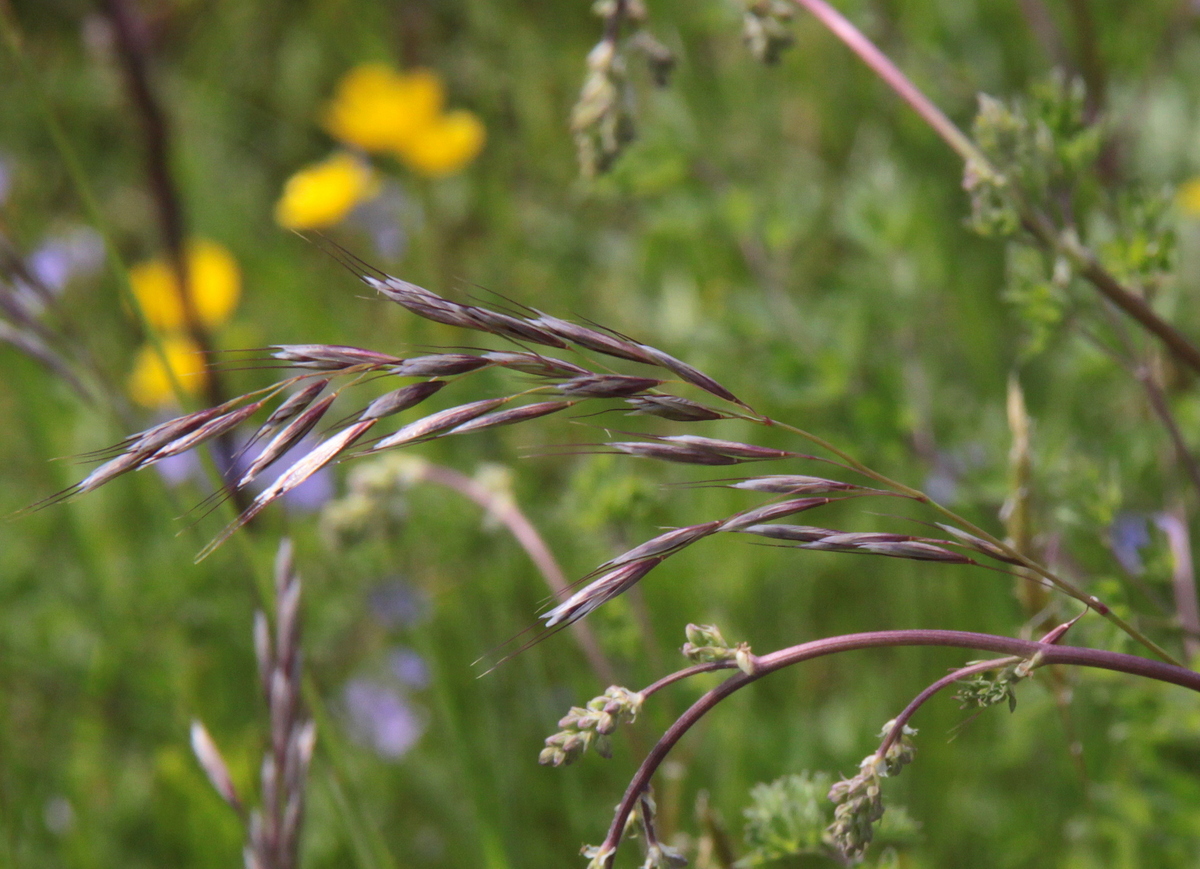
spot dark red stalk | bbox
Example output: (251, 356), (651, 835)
(593, 629), (1200, 866)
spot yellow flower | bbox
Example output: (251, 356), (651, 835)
(397, 109), (487, 178)
(1178, 178), (1200, 217)
(129, 239), (240, 331)
(275, 151), (381, 230)
(321, 64), (444, 153)
(127, 336), (208, 407)
(317, 63), (486, 179)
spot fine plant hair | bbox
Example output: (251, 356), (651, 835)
(36, 1), (1200, 866)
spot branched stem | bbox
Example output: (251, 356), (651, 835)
(594, 628), (1200, 866)
(640, 661), (734, 698)
(875, 656), (1020, 758)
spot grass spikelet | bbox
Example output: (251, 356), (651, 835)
(197, 420), (377, 562)
(360, 397), (509, 453)
(846, 539), (974, 563)
(483, 351), (591, 378)
(66, 407), (223, 466)
(270, 344), (403, 369)
(657, 435), (794, 461)
(365, 275), (571, 348)
(463, 307), (568, 347)
(717, 496), (837, 531)
(596, 521), (723, 570)
(530, 313), (658, 364)
(363, 276), (479, 329)
(606, 441), (743, 465)
(125, 405), (234, 457)
(726, 475), (864, 495)
(445, 400), (574, 435)
(190, 722), (243, 815)
(625, 395), (731, 421)
(261, 378), (329, 428)
(800, 532), (974, 564)
(359, 380), (447, 421)
(734, 523), (836, 542)
(235, 378), (331, 462)
(237, 395), (337, 488)
(555, 374), (664, 398)
(635, 344), (746, 406)
(146, 400), (267, 463)
(73, 452), (145, 496)
(936, 523), (1024, 565)
(391, 354), (490, 377)
(542, 557), (665, 627)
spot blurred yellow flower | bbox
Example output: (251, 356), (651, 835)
(127, 336), (208, 407)
(275, 151), (381, 230)
(317, 62), (486, 181)
(1178, 178), (1200, 216)
(398, 109), (487, 178)
(129, 239), (240, 331)
(322, 64), (445, 154)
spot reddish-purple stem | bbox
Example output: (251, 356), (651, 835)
(595, 629), (1200, 865)
(875, 656), (1020, 759)
(791, 0), (978, 163)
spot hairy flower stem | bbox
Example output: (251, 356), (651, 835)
(746, 413), (1182, 665)
(592, 629), (1200, 868)
(790, 0), (1200, 377)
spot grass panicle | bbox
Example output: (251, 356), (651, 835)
(190, 540), (315, 869)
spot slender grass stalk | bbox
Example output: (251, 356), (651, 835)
(743, 411), (1182, 664)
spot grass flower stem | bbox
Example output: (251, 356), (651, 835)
(593, 629), (1200, 868)
(207, 518), (394, 869)
(756, 413), (1182, 665)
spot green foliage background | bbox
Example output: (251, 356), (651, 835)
(3, 1), (1200, 867)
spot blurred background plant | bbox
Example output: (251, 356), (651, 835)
(5, 1), (1200, 868)
(125, 237), (240, 406)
